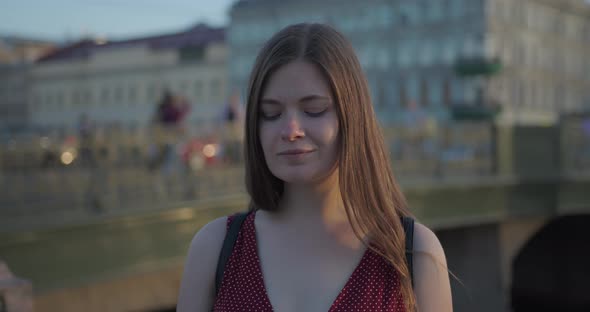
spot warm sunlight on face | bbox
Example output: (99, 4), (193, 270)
(259, 60), (339, 184)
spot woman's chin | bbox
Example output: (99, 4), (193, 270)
(274, 168), (336, 186)
(277, 174), (316, 185)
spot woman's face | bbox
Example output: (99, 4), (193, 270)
(258, 60), (339, 184)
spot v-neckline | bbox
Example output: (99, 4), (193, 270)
(249, 211), (370, 312)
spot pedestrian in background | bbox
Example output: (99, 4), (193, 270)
(149, 90), (191, 173)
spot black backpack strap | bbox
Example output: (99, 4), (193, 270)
(402, 216), (415, 288)
(215, 211), (250, 297)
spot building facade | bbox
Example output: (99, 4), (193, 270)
(228, 0), (590, 125)
(0, 64), (30, 133)
(486, 0), (590, 124)
(0, 36), (54, 133)
(28, 24), (228, 130)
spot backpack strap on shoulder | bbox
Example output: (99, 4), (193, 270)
(402, 216), (415, 288)
(215, 211), (250, 297)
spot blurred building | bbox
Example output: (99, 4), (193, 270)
(0, 63), (31, 134)
(487, 0), (590, 124)
(228, 0), (590, 125)
(0, 36), (55, 133)
(0, 35), (54, 64)
(28, 24), (227, 130)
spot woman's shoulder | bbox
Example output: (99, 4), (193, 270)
(412, 222), (445, 260)
(411, 222), (453, 312)
(188, 216), (228, 255)
(182, 215), (229, 284)
(177, 216), (228, 311)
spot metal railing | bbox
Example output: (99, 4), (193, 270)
(1, 122), (495, 231)
(385, 121), (495, 178)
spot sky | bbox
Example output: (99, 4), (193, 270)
(4, 0), (590, 42)
(0, 0), (236, 41)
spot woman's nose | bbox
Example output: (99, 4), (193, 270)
(280, 113), (305, 141)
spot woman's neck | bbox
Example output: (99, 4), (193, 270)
(264, 170), (364, 248)
(280, 169), (341, 220)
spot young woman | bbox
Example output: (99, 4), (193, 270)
(177, 23), (452, 312)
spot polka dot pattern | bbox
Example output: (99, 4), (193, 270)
(213, 212), (406, 311)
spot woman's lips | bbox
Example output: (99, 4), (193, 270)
(277, 149), (315, 155)
(277, 149), (316, 162)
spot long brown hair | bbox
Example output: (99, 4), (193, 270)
(243, 23), (416, 311)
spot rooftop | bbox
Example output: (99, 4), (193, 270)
(37, 23), (225, 64)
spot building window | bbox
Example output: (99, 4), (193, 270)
(517, 80), (525, 108)
(114, 86), (123, 104)
(128, 85), (136, 102)
(526, 82), (534, 108)
(443, 79), (452, 107)
(452, 78), (463, 104)
(378, 81), (387, 109)
(539, 83), (548, 110)
(399, 3), (417, 26)
(210, 80), (221, 101)
(84, 90), (92, 106)
(55, 94), (63, 111)
(179, 46), (205, 62)
(101, 87), (110, 104)
(147, 83), (157, 101)
(398, 44), (410, 68)
(358, 47), (369, 68)
(450, 0), (463, 19)
(179, 81), (188, 94)
(33, 93), (41, 108)
(377, 48), (390, 69)
(543, 83), (551, 110)
(72, 90), (80, 106)
(194, 80), (203, 99)
(399, 79), (407, 108)
(407, 75), (419, 105)
(427, 1), (443, 22)
(525, 2), (535, 29)
(44, 92), (52, 108)
(420, 78), (429, 107)
(379, 5), (394, 27)
(419, 41), (434, 66)
(429, 78), (442, 107)
(442, 38), (454, 64)
(56, 91), (64, 107)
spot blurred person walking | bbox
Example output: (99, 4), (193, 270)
(221, 90), (245, 164)
(149, 90), (191, 173)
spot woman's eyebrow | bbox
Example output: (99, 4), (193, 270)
(261, 95), (331, 105)
(260, 98), (282, 105)
(299, 95), (331, 103)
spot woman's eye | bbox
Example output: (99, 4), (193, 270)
(305, 109), (327, 117)
(260, 112), (281, 120)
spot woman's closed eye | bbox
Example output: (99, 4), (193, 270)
(260, 111), (281, 120)
(304, 108), (327, 117)
(260, 108), (328, 120)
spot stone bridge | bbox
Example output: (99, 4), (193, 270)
(1, 122), (589, 311)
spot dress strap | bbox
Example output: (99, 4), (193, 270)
(215, 211), (250, 297)
(401, 216), (415, 288)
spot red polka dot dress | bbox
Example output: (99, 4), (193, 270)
(213, 212), (406, 311)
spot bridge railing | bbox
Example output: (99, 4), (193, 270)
(0, 121), (495, 231)
(385, 121), (495, 178)
(0, 166), (246, 231)
(0, 123), (243, 171)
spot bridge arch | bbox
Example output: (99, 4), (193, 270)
(511, 215), (590, 311)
